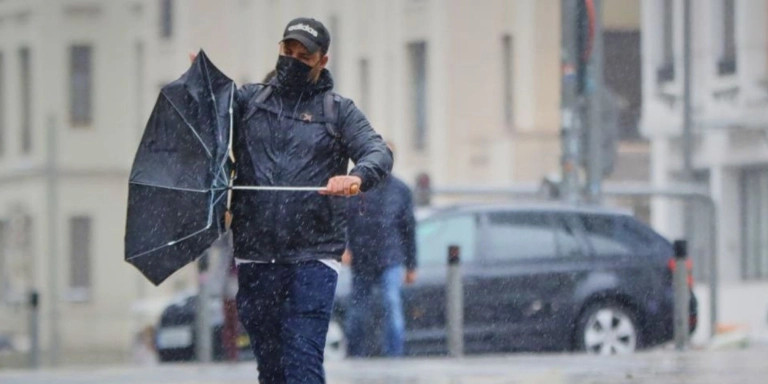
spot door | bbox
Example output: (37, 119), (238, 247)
(472, 211), (591, 351)
(403, 213), (478, 354)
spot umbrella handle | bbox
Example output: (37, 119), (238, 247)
(350, 183), (360, 196)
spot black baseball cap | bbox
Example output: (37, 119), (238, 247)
(281, 17), (331, 54)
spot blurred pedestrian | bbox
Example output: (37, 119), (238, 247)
(344, 146), (417, 357)
(192, 17), (392, 383)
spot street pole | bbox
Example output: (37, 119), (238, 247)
(446, 245), (463, 357)
(586, 0), (604, 204)
(680, 0), (716, 336)
(45, 115), (60, 366)
(673, 240), (690, 350)
(196, 251), (213, 363)
(560, 0), (581, 204)
(28, 290), (40, 368)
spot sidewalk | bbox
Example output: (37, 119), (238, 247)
(1, 347), (767, 383)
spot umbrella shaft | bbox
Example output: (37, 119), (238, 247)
(231, 186), (326, 192)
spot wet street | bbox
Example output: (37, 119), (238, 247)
(1, 347), (766, 384)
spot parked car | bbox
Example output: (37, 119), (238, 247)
(331, 203), (698, 356)
(155, 293), (253, 362)
(155, 292), (344, 362)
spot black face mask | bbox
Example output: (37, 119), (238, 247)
(275, 55), (313, 91)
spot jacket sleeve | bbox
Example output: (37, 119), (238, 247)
(338, 98), (393, 192)
(400, 183), (417, 270)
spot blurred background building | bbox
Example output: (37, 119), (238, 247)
(641, 0), (768, 339)
(0, 0), (764, 366)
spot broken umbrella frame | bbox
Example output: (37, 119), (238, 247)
(125, 50), (332, 286)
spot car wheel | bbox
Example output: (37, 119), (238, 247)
(576, 302), (639, 355)
(325, 319), (347, 360)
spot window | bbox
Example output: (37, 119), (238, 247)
(5, 213), (34, 303)
(160, 0), (173, 38)
(407, 41), (428, 150)
(501, 34), (514, 130)
(0, 220), (7, 300)
(70, 45), (93, 126)
(0, 52), (5, 157)
(69, 216), (92, 299)
(658, 0), (675, 83)
(484, 212), (557, 261)
(741, 169), (768, 280)
(136, 41), (145, 136)
(718, 0), (737, 75)
(19, 47), (31, 153)
(416, 215), (476, 267)
(557, 216), (585, 257)
(604, 31), (642, 141)
(359, 58), (370, 113)
(577, 215), (656, 257)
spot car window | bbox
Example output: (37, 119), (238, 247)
(578, 214), (638, 257)
(416, 214), (476, 267)
(617, 217), (669, 255)
(483, 212), (557, 261)
(555, 215), (585, 257)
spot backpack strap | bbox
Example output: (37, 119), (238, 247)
(323, 91), (341, 139)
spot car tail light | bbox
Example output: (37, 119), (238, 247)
(668, 258), (694, 288)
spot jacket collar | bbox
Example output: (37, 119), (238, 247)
(273, 69), (334, 98)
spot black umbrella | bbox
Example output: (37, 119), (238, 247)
(125, 50), (235, 286)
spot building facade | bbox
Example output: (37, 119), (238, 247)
(0, 0), (644, 364)
(641, 0), (768, 340)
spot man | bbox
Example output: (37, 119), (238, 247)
(344, 159), (417, 357)
(196, 18), (392, 383)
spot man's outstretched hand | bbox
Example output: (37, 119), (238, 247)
(320, 175), (361, 197)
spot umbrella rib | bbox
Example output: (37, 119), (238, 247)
(213, 83), (236, 188)
(199, 58), (233, 189)
(129, 180), (210, 194)
(200, 57), (226, 184)
(161, 91), (214, 160)
(126, 224), (212, 261)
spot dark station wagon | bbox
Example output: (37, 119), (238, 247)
(331, 204), (698, 356)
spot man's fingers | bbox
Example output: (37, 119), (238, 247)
(318, 176), (361, 196)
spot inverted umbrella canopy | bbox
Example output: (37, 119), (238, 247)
(125, 50), (235, 285)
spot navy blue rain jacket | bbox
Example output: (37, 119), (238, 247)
(231, 70), (392, 263)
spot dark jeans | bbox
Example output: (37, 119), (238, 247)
(236, 261), (338, 384)
(345, 265), (406, 357)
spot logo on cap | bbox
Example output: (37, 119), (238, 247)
(288, 23), (318, 37)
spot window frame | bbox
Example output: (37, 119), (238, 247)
(716, 0), (737, 76)
(160, 0), (174, 39)
(0, 51), (5, 157)
(67, 215), (93, 302)
(657, 0), (676, 84)
(407, 40), (428, 151)
(69, 44), (94, 127)
(501, 33), (514, 131)
(19, 47), (32, 154)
